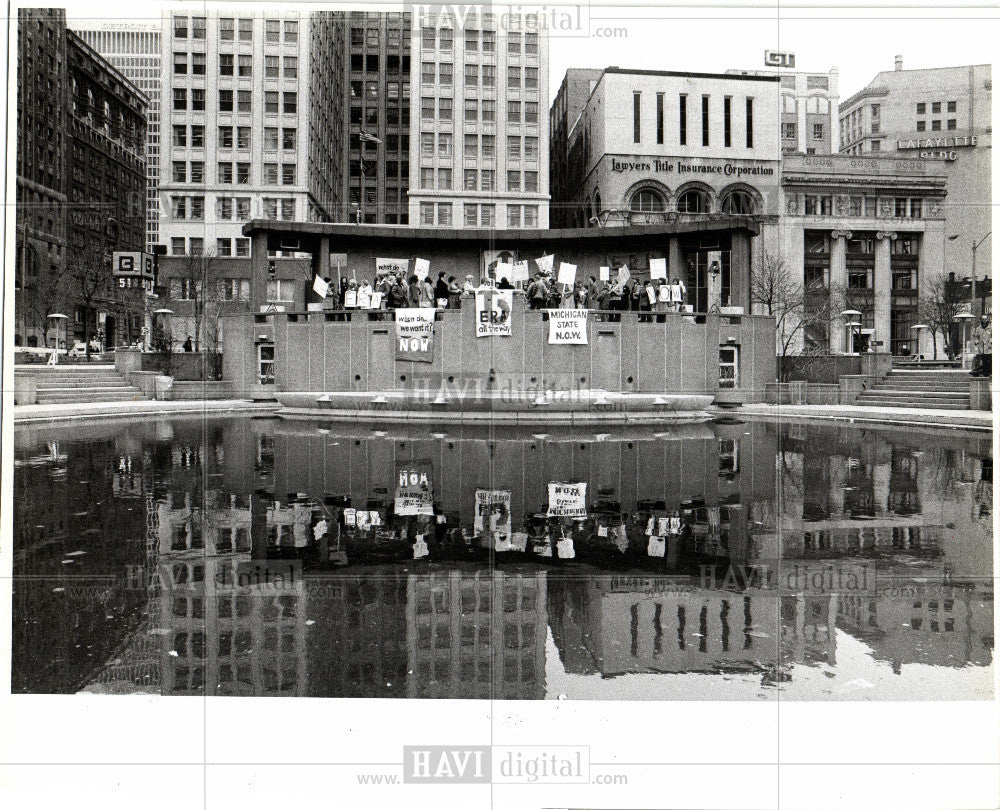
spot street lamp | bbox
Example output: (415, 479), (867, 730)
(47, 313), (68, 365)
(949, 232), (992, 319)
(840, 309), (862, 355)
(911, 323), (929, 362)
(954, 312), (974, 368)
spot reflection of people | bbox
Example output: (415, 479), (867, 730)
(971, 315), (992, 377)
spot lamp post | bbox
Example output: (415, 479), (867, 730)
(954, 312), (974, 368)
(970, 232), (991, 319)
(911, 323), (929, 362)
(840, 309), (862, 355)
(47, 313), (68, 365)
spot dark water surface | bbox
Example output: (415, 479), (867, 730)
(11, 416), (993, 699)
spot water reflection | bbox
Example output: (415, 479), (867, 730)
(11, 417), (993, 699)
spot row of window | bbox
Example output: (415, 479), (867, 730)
(420, 62), (538, 89)
(172, 277), (250, 300)
(633, 92), (754, 149)
(420, 97), (539, 124)
(350, 27), (405, 47)
(799, 195), (924, 218)
(418, 132), (540, 160)
(172, 88), (297, 114)
(780, 95), (832, 114)
(420, 27), (539, 53)
(418, 167), (539, 192)
(782, 122), (825, 140)
(170, 236), (248, 256)
(418, 201), (538, 227)
(916, 119), (958, 132)
(174, 15), (299, 44)
(916, 100), (957, 116)
(171, 161), (298, 185)
(351, 80), (410, 100)
(173, 52), (300, 80)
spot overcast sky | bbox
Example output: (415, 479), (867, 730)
(60, 1), (999, 103)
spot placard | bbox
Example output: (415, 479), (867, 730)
(536, 254), (554, 273)
(344, 290), (358, 308)
(357, 290), (372, 309)
(395, 308), (435, 362)
(599, 266), (610, 281)
(312, 275), (330, 298)
(495, 261), (514, 282)
(617, 264), (631, 283)
(649, 257), (667, 279)
(376, 257), (409, 277)
(414, 258), (431, 280)
(511, 261), (530, 282)
(475, 288), (513, 337)
(547, 482), (588, 518)
(547, 309), (589, 345)
(557, 262), (577, 286)
(370, 291), (384, 309)
(395, 461), (434, 516)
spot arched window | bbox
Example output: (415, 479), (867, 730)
(594, 191), (602, 215)
(629, 188), (665, 213)
(677, 188), (710, 214)
(720, 189), (756, 215)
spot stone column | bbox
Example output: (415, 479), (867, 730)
(729, 230), (751, 311)
(668, 238), (683, 283)
(829, 231), (849, 353)
(249, 232), (270, 311)
(874, 232), (895, 353)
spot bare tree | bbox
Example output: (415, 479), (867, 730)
(173, 252), (219, 352)
(750, 250), (833, 357)
(70, 239), (114, 359)
(920, 272), (964, 360)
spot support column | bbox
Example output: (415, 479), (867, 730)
(668, 238), (683, 283)
(729, 230), (750, 311)
(249, 232), (270, 312)
(306, 235), (331, 307)
(874, 232), (894, 353)
(829, 231), (849, 353)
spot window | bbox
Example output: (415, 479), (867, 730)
(524, 171), (538, 192)
(438, 97), (452, 121)
(238, 18), (252, 41)
(189, 196), (204, 220)
(525, 102), (538, 124)
(233, 89), (250, 114)
(525, 32), (538, 55)
(746, 97), (754, 148)
(420, 202), (435, 225)
(507, 170), (521, 191)
(481, 204), (496, 226)
(192, 52), (205, 76)
(931, 120), (941, 131)
(508, 31), (521, 55)
(721, 189), (755, 215)
(421, 61), (435, 84)
(173, 51), (187, 75)
(524, 206), (537, 228)
(191, 16), (205, 39)
(723, 96), (731, 147)
(508, 135), (521, 159)
(508, 66), (521, 90)
(719, 346), (739, 389)
(191, 89), (204, 111)
(439, 28), (453, 50)
(438, 132), (453, 157)
(173, 88), (187, 111)
(464, 133), (478, 156)
(677, 188), (709, 214)
(283, 92), (297, 114)
(264, 163), (278, 184)
(282, 164), (296, 185)
(171, 196), (187, 219)
(284, 20), (298, 44)
(931, 101), (941, 114)
(173, 15), (187, 38)
(235, 198), (250, 219)
(217, 197), (233, 219)
(701, 95), (710, 146)
(280, 199), (295, 220)
(219, 89), (234, 113)
(171, 237), (186, 255)
(422, 97), (435, 120)
(172, 161), (187, 182)
(219, 53), (234, 76)
(437, 203), (452, 226)
(421, 27), (435, 49)
(465, 63), (478, 86)
(465, 29), (479, 51)
(282, 128), (296, 150)
(171, 278), (200, 300)
(464, 169), (477, 190)
(871, 140), (881, 152)
(916, 120), (926, 132)
(525, 67), (538, 89)
(218, 278), (249, 301)
(237, 163), (250, 184)
(630, 188), (665, 213)
(782, 122), (797, 140)
(482, 30), (495, 52)
(172, 124), (187, 147)
(267, 280), (293, 301)
(464, 203), (478, 227)
(813, 123), (824, 140)
(191, 125), (204, 148)
(220, 17), (234, 40)
(508, 204), (521, 227)
(508, 100), (521, 123)
(237, 55), (252, 79)
(236, 127), (250, 149)
(849, 196), (863, 217)
(679, 94), (687, 145)
(218, 162), (234, 183)
(525, 137), (538, 160)
(946, 118), (957, 130)
(420, 167), (434, 189)
(655, 93), (665, 145)
(437, 168), (452, 189)
(482, 99), (495, 122)
(265, 19), (280, 43)
(481, 169), (494, 190)
(482, 65), (496, 87)
(916, 102), (926, 114)
(421, 132), (434, 156)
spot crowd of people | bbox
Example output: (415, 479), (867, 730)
(325, 269), (690, 313)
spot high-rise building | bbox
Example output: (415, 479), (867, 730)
(549, 68), (602, 227)
(725, 67), (840, 155)
(340, 10), (412, 224)
(838, 58), (991, 300)
(74, 24), (162, 252)
(408, 5), (550, 229)
(15, 8), (68, 348)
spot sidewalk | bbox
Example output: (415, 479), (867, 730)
(738, 403), (994, 431)
(12, 398), (280, 425)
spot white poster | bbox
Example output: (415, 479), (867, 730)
(599, 266), (611, 281)
(649, 257), (667, 279)
(395, 308), (435, 363)
(547, 309), (589, 345)
(344, 290), (358, 308)
(617, 264), (631, 283)
(475, 490), (512, 549)
(494, 261), (514, 282)
(357, 290), (372, 309)
(475, 288), (513, 337)
(557, 262), (577, 286)
(536, 254), (555, 273)
(376, 257), (409, 277)
(547, 482), (588, 518)
(395, 462), (434, 516)
(414, 257), (431, 280)
(511, 261), (530, 282)
(312, 275), (330, 298)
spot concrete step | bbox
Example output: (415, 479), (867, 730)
(856, 394), (970, 407)
(854, 399), (971, 410)
(35, 379), (133, 388)
(35, 385), (141, 395)
(864, 388), (969, 398)
(36, 392), (145, 404)
(874, 382), (971, 390)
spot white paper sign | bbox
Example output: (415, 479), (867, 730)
(650, 258), (667, 279)
(475, 288), (513, 337)
(536, 254), (555, 273)
(414, 258), (431, 280)
(495, 261), (513, 282)
(357, 290), (372, 309)
(312, 275), (330, 298)
(547, 309), (589, 345)
(557, 262), (577, 286)
(512, 261), (530, 282)
(617, 264), (630, 283)
(599, 266), (610, 281)
(547, 482), (588, 518)
(376, 257), (409, 276)
(344, 290), (358, 308)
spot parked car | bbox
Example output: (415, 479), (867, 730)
(68, 339), (103, 357)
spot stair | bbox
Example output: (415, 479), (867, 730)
(25, 365), (146, 405)
(855, 368), (972, 410)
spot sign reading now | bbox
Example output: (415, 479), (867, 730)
(402, 746), (590, 784)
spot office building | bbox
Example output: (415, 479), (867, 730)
(549, 67), (602, 227)
(408, 5), (550, 229)
(74, 24), (162, 252)
(341, 10), (412, 224)
(838, 58), (991, 303)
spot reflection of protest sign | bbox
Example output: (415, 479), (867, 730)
(557, 262), (577, 286)
(395, 461), (434, 515)
(649, 257), (667, 279)
(512, 261), (530, 282)
(547, 309), (589, 345)
(599, 266), (610, 281)
(475, 288), (513, 337)
(395, 308), (435, 362)
(414, 257), (431, 280)
(475, 490), (512, 549)
(547, 482), (588, 518)
(376, 257), (409, 277)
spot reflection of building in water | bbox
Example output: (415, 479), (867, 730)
(305, 572), (409, 698)
(406, 570), (547, 699)
(838, 581), (993, 672)
(548, 576), (785, 676)
(780, 594), (837, 667)
(157, 491), (252, 555)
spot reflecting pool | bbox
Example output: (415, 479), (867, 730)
(11, 416), (993, 699)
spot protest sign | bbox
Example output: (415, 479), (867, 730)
(312, 275), (330, 298)
(599, 266), (610, 281)
(547, 309), (589, 345)
(395, 308), (435, 362)
(414, 258), (431, 280)
(617, 264), (630, 283)
(475, 490), (512, 550)
(370, 291), (384, 309)
(649, 257), (667, 279)
(344, 290), (358, 308)
(557, 262), (577, 286)
(536, 254), (555, 273)
(376, 257), (409, 277)
(547, 482), (588, 518)
(495, 261), (514, 283)
(512, 261), (530, 282)
(357, 290), (372, 309)
(475, 288), (513, 337)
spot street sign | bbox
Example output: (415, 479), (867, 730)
(764, 50), (795, 68)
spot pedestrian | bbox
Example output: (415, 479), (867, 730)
(527, 275), (547, 310)
(972, 314), (992, 377)
(182, 335), (193, 352)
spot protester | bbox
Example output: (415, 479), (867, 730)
(338, 276), (349, 309)
(972, 314), (992, 377)
(527, 275), (548, 310)
(462, 274), (477, 298)
(420, 275), (435, 307)
(447, 275), (462, 308)
(389, 274), (409, 309)
(497, 275), (514, 290)
(434, 271), (450, 303)
(182, 335), (193, 352)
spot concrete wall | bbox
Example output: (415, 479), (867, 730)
(222, 304), (776, 399)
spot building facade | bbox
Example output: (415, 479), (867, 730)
(407, 5), (550, 229)
(726, 67), (840, 155)
(340, 10), (412, 224)
(15, 8), (69, 348)
(74, 24), (162, 252)
(838, 58), (991, 303)
(549, 67), (602, 227)
(779, 154), (948, 356)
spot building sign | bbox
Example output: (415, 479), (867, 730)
(609, 157), (776, 178)
(896, 135), (977, 161)
(395, 462), (434, 516)
(547, 482), (588, 518)
(547, 310), (589, 344)
(113, 251), (156, 292)
(764, 50), (795, 68)
(475, 288), (513, 337)
(394, 308), (435, 363)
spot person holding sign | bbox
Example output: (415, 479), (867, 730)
(357, 278), (373, 309)
(656, 279), (671, 313)
(669, 276), (687, 312)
